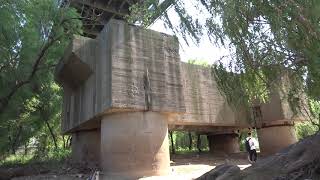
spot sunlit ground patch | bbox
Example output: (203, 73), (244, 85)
(140, 163), (251, 180)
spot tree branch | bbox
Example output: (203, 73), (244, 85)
(0, 34), (63, 114)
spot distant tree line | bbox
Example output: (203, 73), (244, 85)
(169, 131), (209, 154)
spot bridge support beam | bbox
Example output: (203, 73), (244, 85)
(257, 125), (297, 155)
(101, 111), (170, 178)
(208, 133), (240, 154)
(71, 129), (100, 167)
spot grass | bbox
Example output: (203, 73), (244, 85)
(171, 147), (209, 154)
(0, 148), (71, 168)
(0, 154), (34, 167)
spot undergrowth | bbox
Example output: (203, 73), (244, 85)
(0, 148), (71, 168)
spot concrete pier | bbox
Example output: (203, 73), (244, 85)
(71, 129), (100, 167)
(257, 125), (297, 155)
(101, 112), (170, 178)
(208, 133), (240, 153)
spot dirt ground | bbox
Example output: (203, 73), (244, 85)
(7, 152), (253, 180)
(142, 152), (252, 180)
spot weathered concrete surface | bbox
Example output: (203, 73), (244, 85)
(71, 129), (100, 167)
(257, 125), (297, 155)
(57, 19), (185, 133)
(257, 80), (307, 128)
(259, 91), (284, 123)
(55, 18), (309, 133)
(100, 112), (170, 178)
(55, 19), (253, 134)
(109, 20), (185, 113)
(250, 80), (303, 155)
(56, 37), (98, 133)
(170, 63), (249, 128)
(208, 133), (240, 154)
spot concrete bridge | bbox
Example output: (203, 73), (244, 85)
(55, 19), (303, 178)
(56, 20), (297, 177)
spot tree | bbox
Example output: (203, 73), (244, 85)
(0, 0), (81, 156)
(0, 0), (82, 114)
(196, 133), (202, 153)
(188, 131), (192, 151)
(169, 131), (175, 154)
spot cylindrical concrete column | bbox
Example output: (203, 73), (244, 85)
(71, 129), (100, 167)
(208, 133), (240, 154)
(257, 125), (297, 155)
(101, 111), (170, 178)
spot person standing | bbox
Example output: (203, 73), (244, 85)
(245, 132), (257, 163)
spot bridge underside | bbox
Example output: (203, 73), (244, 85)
(70, 112), (246, 176)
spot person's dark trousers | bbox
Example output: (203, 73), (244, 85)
(249, 149), (257, 162)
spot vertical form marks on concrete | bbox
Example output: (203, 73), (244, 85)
(97, 25), (112, 112)
(58, 20), (186, 133)
(57, 37), (97, 132)
(101, 112), (170, 178)
(108, 19), (185, 113)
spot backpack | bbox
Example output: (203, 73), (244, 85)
(245, 138), (251, 152)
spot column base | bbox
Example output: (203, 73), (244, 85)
(101, 112), (170, 178)
(71, 129), (100, 167)
(208, 133), (240, 154)
(257, 125), (297, 155)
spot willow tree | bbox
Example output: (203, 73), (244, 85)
(0, 0), (82, 114)
(0, 0), (82, 155)
(129, 0), (320, 125)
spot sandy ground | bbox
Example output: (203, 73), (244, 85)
(11, 152), (253, 180)
(141, 152), (251, 180)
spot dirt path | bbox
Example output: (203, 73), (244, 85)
(9, 152), (252, 180)
(141, 152), (252, 180)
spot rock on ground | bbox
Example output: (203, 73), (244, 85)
(197, 132), (320, 180)
(196, 164), (240, 180)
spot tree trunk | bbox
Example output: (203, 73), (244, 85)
(169, 131), (175, 154)
(40, 109), (58, 150)
(44, 119), (58, 150)
(188, 132), (192, 151)
(9, 136), (15, 155)
(62, 135), (66, 149)
(67, 135), (72, 147)
(318, 113), (320, 131)
(63, 135), (72, 148)
(197, 134), (202, 153)
(11, 125), (22, 155)
(24, 143), (28, 155)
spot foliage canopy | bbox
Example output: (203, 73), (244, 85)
(0, 0), (81, 156)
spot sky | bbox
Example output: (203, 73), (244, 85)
(148, 1), (230, 64)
